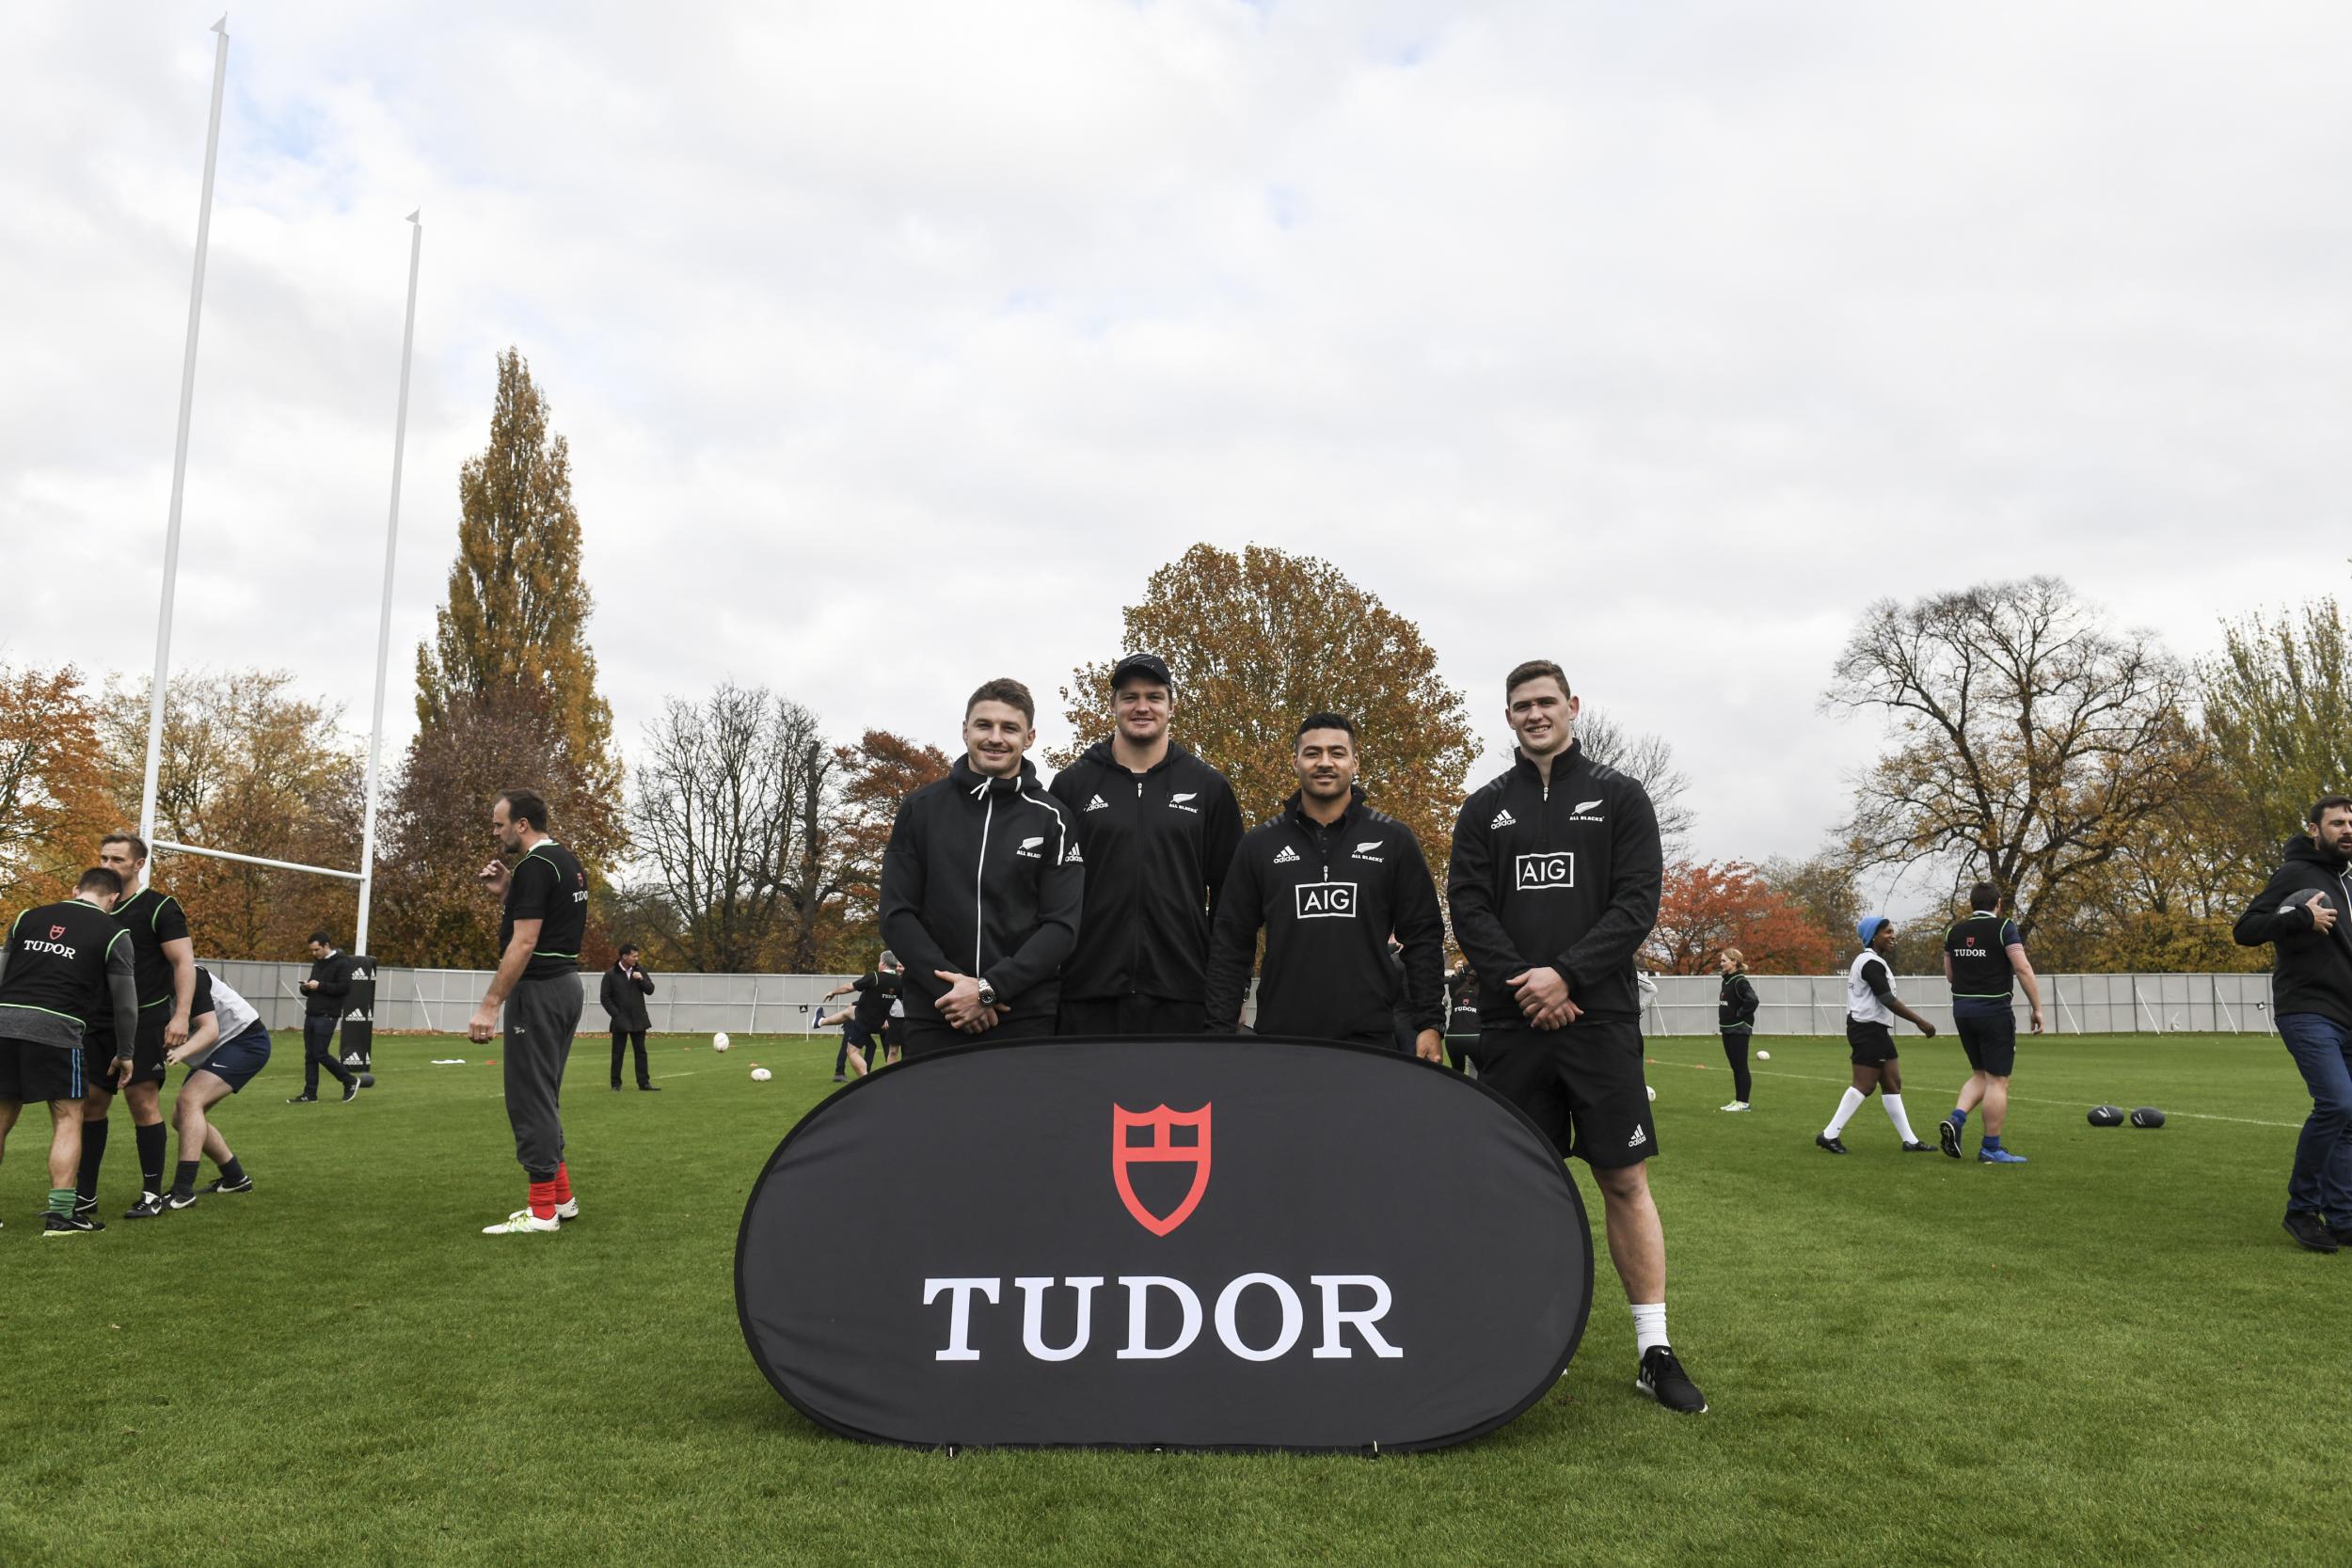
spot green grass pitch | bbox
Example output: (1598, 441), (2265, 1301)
(0, 1029), (2343, 1567)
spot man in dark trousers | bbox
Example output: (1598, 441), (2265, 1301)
(1448, 658), (1705, 1416)
(468, 787), (590, 1235)
(83, 832), (199, 1219)
(879, 679), (1085, 1057)
(0, 866), (138, 1235)
(290, 930), (360, 1105)
(1047, 653), (1242, 1035)
(2234, 793), (2352, 1253)
(1203, 713), (1445, 1056)
(600, 943), (657, 1091)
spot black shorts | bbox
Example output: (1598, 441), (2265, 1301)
(1846, 1020), (1899, 1067)
(882, 1016), (906, 1049)
(1477, 1019), (1657, 1168)
(1955, 1010), (2017, 1076)
(0, 1037), (86, 1103)
(84, 1007), (170, 1093)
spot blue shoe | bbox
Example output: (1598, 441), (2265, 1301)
(1979, 1147), (2028, 1164)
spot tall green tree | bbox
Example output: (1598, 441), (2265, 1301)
(2202, 598), (2352, 857)
(415, 348), (616, 793)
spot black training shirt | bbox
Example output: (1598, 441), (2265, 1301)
(114, 887), (191, 1009)
(502, 840), (588, 979)
(1944, 912), (2022, 1011)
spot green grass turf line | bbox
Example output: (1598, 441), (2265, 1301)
(0, 1031), (2344, 1567)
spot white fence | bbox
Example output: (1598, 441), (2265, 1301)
(199, 960), (2280, 1038)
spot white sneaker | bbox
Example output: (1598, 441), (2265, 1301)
(482, 1209), (561, 1234)
(1720, 1101), (1751, 1113)
(553, 1198), (580, 1222)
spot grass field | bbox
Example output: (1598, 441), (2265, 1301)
(0, 1027), (2344, 1568)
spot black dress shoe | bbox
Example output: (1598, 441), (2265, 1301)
(637, 1084), (661, 1091)
(2284, 1212), (2341, 1253)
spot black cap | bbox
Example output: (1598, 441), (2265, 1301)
(1110, 653), (1173, 692)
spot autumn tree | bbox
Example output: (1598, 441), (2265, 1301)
(0, 664), (115, 909)
(99, 670), (365, 958)
(415, 348), (618, 802)
(823, 729), (950, 969)
(1576, 706), (1695, 857)
(631, 683), (845, 973)
(1825, 578), (2202, 940)
(374, 689), (628, 967)
(1056, 544), (1477, 875)
(1645, 860), (1841, 974)
(1759, 850), (1864, 961)
(2202, 598), (2352, 858)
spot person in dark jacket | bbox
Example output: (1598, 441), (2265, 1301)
(600, 943), (658, 1091)
(293, 930), (359, 1103)
(1716, 948), (1758, 1111)
(879, 678), (1084, 1057)
(1442, 960), (1481, 1073)
(1204, 713), (1445, 1054)
(1447, 658), (1703, 1416)
(1047, 653), (1243, 1035)
(2233, 794), (2352, 1253)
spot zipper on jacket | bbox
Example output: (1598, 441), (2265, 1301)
(973, 792), (995, 974)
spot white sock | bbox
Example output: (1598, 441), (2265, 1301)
(1630, 1302), (1668, 1355)
(1824, 1086), (1866, 1137)
(1883, 1093), (1920, 1144)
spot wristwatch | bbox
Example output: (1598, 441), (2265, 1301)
(976, 978), (996, 1007)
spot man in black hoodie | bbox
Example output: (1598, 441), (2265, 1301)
(1203, 713), (1445, 1054)
(2233, 793), (2352, 1254)
(292, 930), (359, 1104)
(1048, 653), (1242, 1035)
(1448, 658), (1704, 1416)
(880, 678), (1085, 1058)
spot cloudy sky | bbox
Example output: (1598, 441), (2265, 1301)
(7, 2), (2347, 903)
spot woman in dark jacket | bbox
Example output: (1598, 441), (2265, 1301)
(1717, 948), (1759, 1110)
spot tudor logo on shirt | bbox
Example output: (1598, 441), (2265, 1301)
(51, 925), (67, 940)
(1516, 851), (1575, 891)
(1168, 791), (1200, 815)
(1016, 835), (1047, 860)
(1295, 881), (1358, 919)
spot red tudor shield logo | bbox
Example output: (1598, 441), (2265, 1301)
(51, 926), (67, 940)
(1111, 1102), (1212, 1237)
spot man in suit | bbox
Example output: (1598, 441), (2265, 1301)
(600, 943), (658, 1091)
(291, 930), (359, 1104)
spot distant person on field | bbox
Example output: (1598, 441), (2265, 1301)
(822, 952), (901, 1080)
(1817, 917), (1938, 1155)
(1442, 960), (1481, 1074)
(1935, 884), (2044, 1165)
(292, 929), (360, 1104)
(0, 867), (136, 1236)
(2233, 794), (2352, 1254)
(159, 965), (271, 1208)
(1716, 949), (1757, 1112)
(600, 943), (658, 1092)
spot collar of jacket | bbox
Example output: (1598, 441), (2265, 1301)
(2284, 834), (2352, 873)
(1078, 737), (1194, 778)
(950, 753), (1041, 798)
(1283, 782), (1367, 832)
(1512, 737), (1586, 784)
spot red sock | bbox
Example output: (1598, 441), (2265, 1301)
(528, 1178), (559, 1220)
(552, 1162), (573, 1204)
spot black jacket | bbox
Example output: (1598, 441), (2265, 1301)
(880, 756), (1086, 1027)
(304, 950), (356, 1018)
(1446, 741), (1663, 1029)
(599, 962), (655, 1031)
(850, 967), (902, 1032)
(1719, 971), (1759, 1031)
(1047, 739), (1243, 1005)
(2234, 834), (2352, 1028)
(1204, 786), (1446, 1042)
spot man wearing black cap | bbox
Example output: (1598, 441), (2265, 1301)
(1048, 653), (1242, 1037)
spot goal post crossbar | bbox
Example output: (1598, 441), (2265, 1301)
(153, 839), (364, 883)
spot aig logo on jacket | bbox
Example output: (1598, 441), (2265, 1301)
(1296, 881), (1358, 919)
(1516, 851), (1575, 891)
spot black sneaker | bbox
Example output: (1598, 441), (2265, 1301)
(166, 1192), (199, 1211)
(200, 1175), (253, 1195)
(43, 1212), (104, 1235)
(124, 1191), (167, 1219)
(1635, 1345), (1708, 1414)
(1901, 1140), (1937, 1153)
(1937, 1117), (1963, 1159)
(341, 1079), (361, 1103)
(832, 1074), (848, 1083)
(72, 1194), (99, 1216)
(2328, 1222), (2352, 1250)
(611, 1084), (624, 1091)
(1815, 1133), (1849, 1154)
(2284, 1212), (2340, 1253)
(637, 1084), (660, 1092)
(287, 1094), (319, 1103)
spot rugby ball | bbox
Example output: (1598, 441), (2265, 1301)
(1756, 1050), (1772, 1061)
(2088, 1105), (2124, 1127)
(750, 1067), (772, 1083)
(2130, 1106), (2166, 1129)
(1645, 1085), (1657, 1102)
(713, 1032), (731, 1053)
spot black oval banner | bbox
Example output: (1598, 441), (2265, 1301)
(737, 1037), (1593, 1451)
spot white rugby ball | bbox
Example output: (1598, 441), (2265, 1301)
(750, 1067), (772, 1083)
(1645, 1085), (1657, 1101)
(1756, 1050), (1772, 1060)
(712, 1031), (731, 1053)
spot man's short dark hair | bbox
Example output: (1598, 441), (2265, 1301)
(309, 929), (335, 947)
(101, 832), (150, 862)
(617, 942), (639, 958)
(78, 866), (124, 898)
(2311, 794), (2352, 824)
(1504, 659), (1571, 700)
(1968, 882), (1999, 912)
(965, 678), (1035, 725)
(499, 788), (551, 831)
(1296, 712), (1357, 743)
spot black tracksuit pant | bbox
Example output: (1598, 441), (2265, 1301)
(1721, 1029), (1753, 1101)
(611, 1028), (650, 1088)
(303, 1013), (355, 1095)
